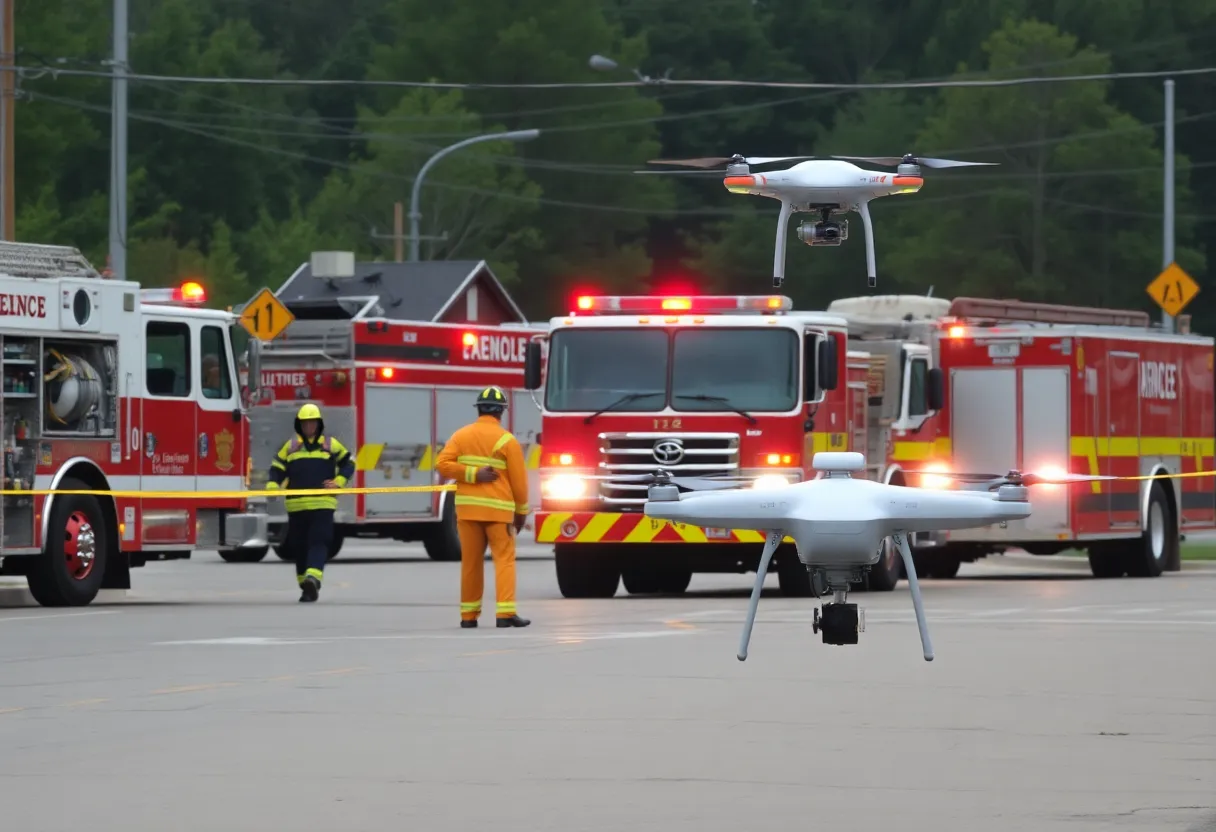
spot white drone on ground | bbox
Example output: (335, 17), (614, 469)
(639, 153), (997, 289)
(627, 451), (1111, 662)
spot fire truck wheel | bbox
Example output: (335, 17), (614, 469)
(866, 538), (902, 592)
(26, 480), (107, 607)
(776, 552), (814, 597)
(929, 552), (961, 579)
(219, 546), (269, 563)
(1124, 484), (1170, 578)
(423, 499), (461, 561)
(1086, 545), (1126, 578)
(621, 565), (692, 595)
(554, 544), (620, 598)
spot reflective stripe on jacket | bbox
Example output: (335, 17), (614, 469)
(435, 415), (530, 522)
(265, 434), (355, 512)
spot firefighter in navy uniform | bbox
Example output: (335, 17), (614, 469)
(266, 403), (356, 602)
(435, 386), (531, 628)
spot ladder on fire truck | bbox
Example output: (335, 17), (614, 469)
(0, 242), (103, 551)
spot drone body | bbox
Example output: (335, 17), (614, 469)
(641, 153), (997, 290)
(641, 451), (1056, 662)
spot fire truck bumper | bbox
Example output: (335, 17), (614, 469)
(535, 511), (794, 545)
(224, 509), (270, 550)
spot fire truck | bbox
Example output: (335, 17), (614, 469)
(522, 291), (1214, 598)
(0, 241), (268, 606)
(236, 252), (547, 563)
(827, 293), (1216, 581)
(521, 292), (855, 598)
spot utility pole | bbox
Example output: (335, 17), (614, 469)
(1162, 78), (1175, 333)
(393, 201), (403, 262)
(0, 0), (15, 241)
(108, 0), (129, 279)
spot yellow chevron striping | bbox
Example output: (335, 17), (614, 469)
(573, 512), (619, 542)
(354, 443), (384, 471)
(525, 444), (543, 469)
(417, 445), (433, 472)
(535, 512), (795, 544)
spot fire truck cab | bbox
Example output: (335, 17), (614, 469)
(239, 252), (546, 563)
(522, 293), (854, 598)
(0, 241), (268, 606)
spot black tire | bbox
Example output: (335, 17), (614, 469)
(1124, 484), (1169, 578)
(26, 478), (107, 607)
(866, 538), (902, 592)
(555, 544), (620, 598)
(220, 546), (269, 563)
(657, 568), (692, 594)
(776, 550), (814, 597)
(423, 498), (462, 561)
(1087, 546), (1126, 578)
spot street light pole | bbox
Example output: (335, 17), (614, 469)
(108, 0), (129, 280)
(1162, 77), (1175, 333)
(407, 129), (541, 262)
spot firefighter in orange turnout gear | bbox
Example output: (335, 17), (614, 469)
(435, 386), (531, 628)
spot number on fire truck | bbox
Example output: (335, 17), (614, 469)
(240, 287), (295, 341)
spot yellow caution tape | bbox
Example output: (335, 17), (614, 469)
(1, 469), (1212, 500)
(0, 485), (455, 498)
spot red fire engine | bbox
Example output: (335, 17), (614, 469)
(521, 292), (851, 598)
(0, 241), (269, 606)
(522, 291), (1214, 598)
(235, 252), (547, 563)
(828, 293), (1216, 580)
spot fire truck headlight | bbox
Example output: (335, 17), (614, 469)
(543, 474), (588, 500)
(917, 463), (953, 489)
(753, 474), (792, 490)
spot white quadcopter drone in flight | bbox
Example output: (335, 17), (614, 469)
(640, 153), (997, 289)
(612, 451), (1113, 662)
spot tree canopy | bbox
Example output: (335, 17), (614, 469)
(13, 0), (1216, 328)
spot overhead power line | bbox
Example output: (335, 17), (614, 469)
(9, 63), (1216, 90)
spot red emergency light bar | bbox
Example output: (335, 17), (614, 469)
(140, 280), (208, 306)
(573, 294), (793, 314)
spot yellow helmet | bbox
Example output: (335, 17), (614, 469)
(297, 403), (322, 420)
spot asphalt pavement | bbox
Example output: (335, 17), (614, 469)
(0, 538), (1213, 831)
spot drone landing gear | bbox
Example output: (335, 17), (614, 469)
(813, 590), (864, 645)
(772, 200), (793, 288)
(857, 200), (876, 289)
(737, 529), (784, 661)
(892, 532), (934, 662)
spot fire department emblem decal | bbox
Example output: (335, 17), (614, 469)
(214, 429), (235, 472)
(144, 433), (156, 459)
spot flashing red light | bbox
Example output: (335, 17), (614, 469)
(947, 325), (965, 338)
(175, 280), (206, 303)
(462, 332), (477, 346)
(379, 367), (395, 380)
(570, 294), (793, 315)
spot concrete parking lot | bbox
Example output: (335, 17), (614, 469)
(0, 539), (1213, 831)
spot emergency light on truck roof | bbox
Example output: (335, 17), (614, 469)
(140, 280), (207, 306)
(573, 294), (792, 314)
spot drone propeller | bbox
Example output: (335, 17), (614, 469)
(905, 468), (1118, 487)
(832, 153), (998, 169)
(645, 154), (816, 170)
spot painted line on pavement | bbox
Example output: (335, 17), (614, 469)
(0, 610), (121, 624)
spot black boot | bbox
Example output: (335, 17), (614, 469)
(496, 614), (530, 628)
(460, 619), (478, 628)
(298, 576), (320, 603)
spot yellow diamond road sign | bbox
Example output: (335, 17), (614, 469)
(1146, 262), (1200, 318)
(239, 288), (295, 341)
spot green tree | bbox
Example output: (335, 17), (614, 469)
(884, 19), (1205, 308)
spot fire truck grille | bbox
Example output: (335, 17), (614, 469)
(597, 432), (740, 509)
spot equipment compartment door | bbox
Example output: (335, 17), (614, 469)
(435, 387), (488, 519)
(1020, 367), (1070, 531)
(951, 368), (1018, 477)
(847, 381), (869, 473)
(362, 385), (433, 516)
(1106, 352), (1141, 527)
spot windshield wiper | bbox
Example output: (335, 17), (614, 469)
(674, 394), (758, 424)
(584, 391), (665, 424)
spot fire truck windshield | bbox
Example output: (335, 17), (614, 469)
(543, 327), (799, 413)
